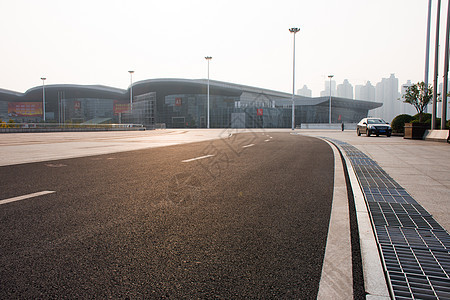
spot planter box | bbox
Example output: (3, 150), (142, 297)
(404, 123), (429, 140)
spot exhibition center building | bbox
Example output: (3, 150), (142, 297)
(0, 78), (382, 128)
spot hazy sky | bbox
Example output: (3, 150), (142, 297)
(1, 0), (446, 96)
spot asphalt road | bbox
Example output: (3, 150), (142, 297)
(0, 132), (334, 298)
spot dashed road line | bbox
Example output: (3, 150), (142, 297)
(182, 154), (215, 163)
(0, 191), (56, 206)
(242, 144), (255, 148)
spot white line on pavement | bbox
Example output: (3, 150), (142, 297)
(181, 154), (215, 163)
(0, 191), (56, 206)
(242, 144), (255, 148)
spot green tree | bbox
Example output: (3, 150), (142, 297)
(402, 81), (433, 123)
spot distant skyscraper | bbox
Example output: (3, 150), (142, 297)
(372, 74), (400, 121)
(297, 85), (312, 97)
(400, 80), (416, 115)
(355, 81), (375, 101)
(337, 79), (353, 99)
(320, 80), (336, 97)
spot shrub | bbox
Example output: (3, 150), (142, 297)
(391, 114), (413, 133)
(412, 113), (431, 123)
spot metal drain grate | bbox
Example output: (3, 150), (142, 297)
(364, 188), (416, 204)
(325, 138), (450, 299)
(381, 244), (450, 299)
(376, 226), (450, 249)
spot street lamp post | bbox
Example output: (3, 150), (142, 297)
(41, 77), (46, 122)
(128, 71), (134, 111)
(441, 0), (450, 130)
(328, 75), (334, 124)
(289, 27), (300, 130)
(205, 56), (212, 129)
(432, 0), (441, 129)
(425, 0), (432, 89)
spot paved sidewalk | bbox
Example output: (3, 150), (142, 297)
(300, 130), (450, 234)
(311, 131), (450, 299)
(0, 129), (237, 167)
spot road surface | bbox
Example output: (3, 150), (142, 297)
(0, 132), (334, 298)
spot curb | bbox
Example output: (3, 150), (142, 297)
(317, 140), (353, 299)
(338, 143), (390, 299)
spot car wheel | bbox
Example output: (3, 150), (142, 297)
(376, 134), (379, 137)
(357, 129), (361, 136)
(387, 133), (391, 137)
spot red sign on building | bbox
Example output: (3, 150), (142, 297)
(175, 98), (182, 106)
(113, 101), (131, 114)
(257, 108), (263, 116)
(8, 102), (42, 117)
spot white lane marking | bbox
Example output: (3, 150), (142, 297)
(264, 139), (270, 142)
(242, 144), (255, 148)
(0, 191), (56, 206)
(182, 154), (215, 163)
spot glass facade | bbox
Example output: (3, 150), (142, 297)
(163, 94), (240, 128)
(0, 79), (382, 127)
(122, 92), (156, 127)
(59, 98), (116, 123)
(160, 93), (370, 128)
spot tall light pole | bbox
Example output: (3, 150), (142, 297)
(41, 77), (46, 122)
(432, 0), (442, 129)
(205, 56), (212, 129)
(289, 27), (300, 130)
(425, 0), (432, 89)
(441, 0), (450, 129)
(128, 70), (134, 111)
(328, 75), (334, 124)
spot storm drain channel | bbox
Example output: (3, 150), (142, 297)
(326, 139), (450, 299)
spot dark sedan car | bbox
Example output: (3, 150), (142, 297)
(357, 118), (392, 137)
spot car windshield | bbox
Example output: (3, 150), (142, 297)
(367, 119), (386, 124)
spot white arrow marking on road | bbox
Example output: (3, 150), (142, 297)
(0, 191), (56, 206)
(242, 144), (255, 148)
(182, 154), (215, 163)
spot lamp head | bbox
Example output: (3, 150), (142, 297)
(289, 27), (300, 33)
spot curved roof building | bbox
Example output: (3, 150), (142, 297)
(0, 78), (382, 128)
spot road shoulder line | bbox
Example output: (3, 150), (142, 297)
(0, 191), (56, 206)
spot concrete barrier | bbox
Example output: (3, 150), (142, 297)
(423, 129), (449, 142)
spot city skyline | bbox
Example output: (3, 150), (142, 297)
(300, 74), (419, 121)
